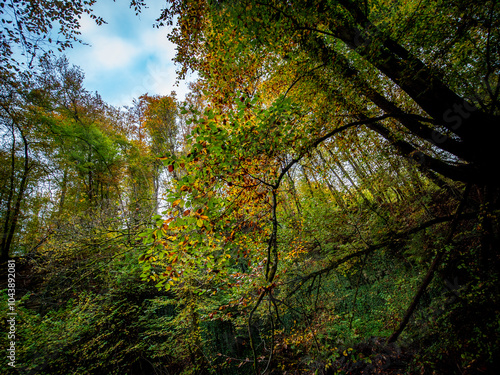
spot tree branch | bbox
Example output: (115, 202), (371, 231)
(387, 183), (472, 343)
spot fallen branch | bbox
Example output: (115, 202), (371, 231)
(387, 184), (472, 343)
(287, 210), (477, 298)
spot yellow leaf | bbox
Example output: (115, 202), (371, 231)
(197, 219), (204, 227)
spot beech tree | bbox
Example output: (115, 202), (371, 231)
(139, 1), (500, 372)
(159, 0), (499, 185)
(0, 77), (32, 262)
(1, 0), (498, 373)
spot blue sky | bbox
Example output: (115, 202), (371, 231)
(63, 0), (193, 107)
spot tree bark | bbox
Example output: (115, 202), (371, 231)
(1, 127), (30, 262)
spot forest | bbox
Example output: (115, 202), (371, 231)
(1, 0), (499, 374)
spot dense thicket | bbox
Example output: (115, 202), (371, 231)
(1, 1), (499, 374)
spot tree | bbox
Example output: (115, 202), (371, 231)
(0, 81), (32, 261)
(1, 56), (138, 260)
(140, 1), (500, 372)
(159, 0), (499, 185)
(134, 93), (178, 214)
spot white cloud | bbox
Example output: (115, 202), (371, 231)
(63, 0), (195, 107)
(91, 36), (140, 70)
(78, 13), (100, 35)
(114, 60), (194, 107)
(140, 27), (177, 58)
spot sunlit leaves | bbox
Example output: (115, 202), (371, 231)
(141, 96), (288, 292)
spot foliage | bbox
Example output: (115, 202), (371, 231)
(1, 1), (500, 375)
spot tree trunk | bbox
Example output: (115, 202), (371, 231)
(58, 169), (68, 216)
(1, 128), (30, 262)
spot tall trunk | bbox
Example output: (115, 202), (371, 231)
(87, 145), (93, 204)
(1, 130), (17, 261)
(153, 162), (160, 216)
(315, 150), (355, 199)
(1, 128), (30, 262)
(286, 171), (302, 215)
(88, 169), (93, 204)
(300, 165), (316, 199)
(324, 178), (347, 210)
(302, 15), (498, 185)
(333, 9), (499, 181)
(58, 169), (68, 216)
(306, 37), (469, 161)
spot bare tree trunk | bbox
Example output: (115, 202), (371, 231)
(58, 169), (68, 216)
(1, 127), (30, 262)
